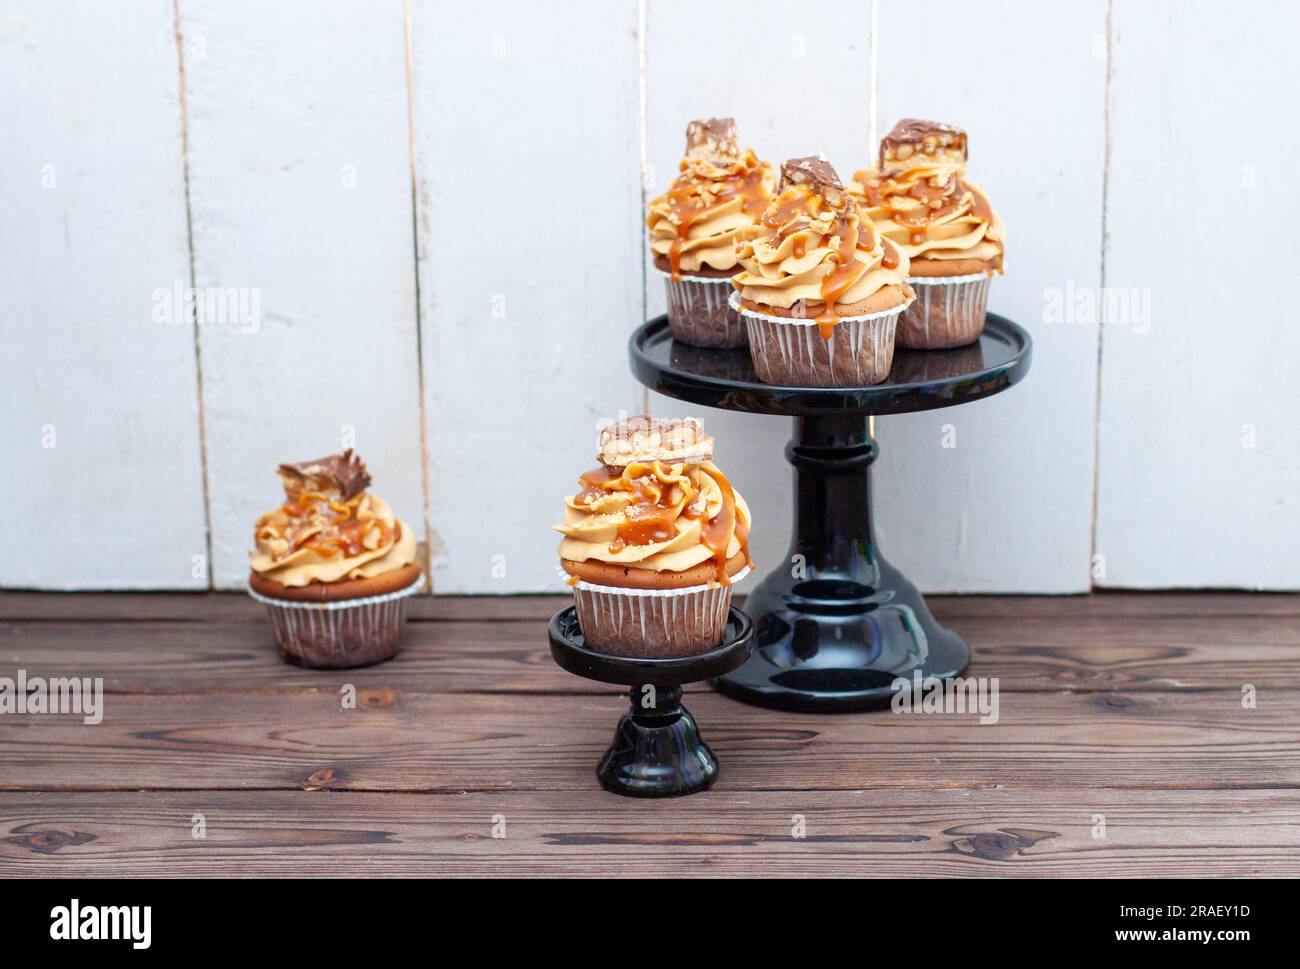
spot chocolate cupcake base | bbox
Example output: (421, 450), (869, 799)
(733, 292), (908, 387)
(249, 572), (425, 669)
(659, 270), (746, 349)
(570, 567), (749, 659)
(897, 272), (991, 349)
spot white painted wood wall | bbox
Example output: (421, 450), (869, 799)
(2, 0), (1295, 593)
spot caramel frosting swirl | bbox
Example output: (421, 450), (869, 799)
(850, 162), (1005, 270)
(555, 460), (752, 584)
(731, 182), (911, 323)
(646, 148), (775, 278)
(251, 486), (416, 588)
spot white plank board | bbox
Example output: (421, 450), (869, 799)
(179, 0), (426, 589)
(871, 0), (1106, 592)
(411, 0), (644, 593)
(5, 0), (1291, 592)
(644, 0), (873, 586)
(0, 1), (208, 589)
(1095, 0), (1300, 589)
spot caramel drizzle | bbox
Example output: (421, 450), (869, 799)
(578, 462), (687, 550)
(857, 180), (887, 208)
(963, 180), (1003, 272)
(880, 237), (900, 271)
(574, 461), (746, 584)
(815, 213), (864, 339)
(761, 189), (817, 235)
(262, 491), (390, 560)
(696, 464), (749, 585)
(664, 151), (770, 279)
(908, 173), (956, 204)
(753, 188), (886, 341)
(573, 464), (618, 506)
(859, 169), (990, 254)
(964, 179), (994, 224)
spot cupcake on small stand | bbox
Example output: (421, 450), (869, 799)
(555, 417), (752, 658)
(850, 119), (1005, 349)
(731, 156), (914, 387)
(247, 450), (424, 668)
(646, 118), (774, 348)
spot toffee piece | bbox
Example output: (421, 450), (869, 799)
(597, 416), (715, 468)
(880, 119), (968, 175)
(779, 155), (848, 209)
(277, 449), (371, 501)
(684, 117), (740, 163)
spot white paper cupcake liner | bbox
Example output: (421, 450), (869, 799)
(731, 291), (909, 387)
(562, 565), (750, 659)
(248, 572), (425, 669)
(654, 267), (746, 348)
(898, 272), (991, 349)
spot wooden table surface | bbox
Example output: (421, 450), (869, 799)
(1, 591), (1297, 878)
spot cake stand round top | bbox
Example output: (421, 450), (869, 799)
(629, 312), (1032, 416)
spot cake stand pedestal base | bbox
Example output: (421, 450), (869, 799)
(597, 687), (716, 798)
(714, 414), (970, 712)
(628, 312), (1032, 713)
(549, 607), (754, 797)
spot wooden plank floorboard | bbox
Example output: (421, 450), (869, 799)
(2, 590), (1299, 623)
(1, 789), (1296, 877)
(1, 591), (1295, 877)
(3, 615), (1297, 694)
(1, 689), (1295, 794)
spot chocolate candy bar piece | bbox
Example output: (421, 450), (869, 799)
(278, 449), (372, 500)
(779, 155), (847, 209)
(685, 117), (740, 162)
(598, 416), (714, 468)
(880, 119), (967, 174)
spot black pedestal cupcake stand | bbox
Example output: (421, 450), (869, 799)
(549, 606), (753, 797)
(628, 312), (1032, 712)
(549, 311), (1030, 796)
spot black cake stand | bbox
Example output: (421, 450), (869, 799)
(628, 312), (1032, 712)
(549, 606), (753, 797)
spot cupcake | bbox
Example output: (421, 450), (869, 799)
(731, 156), (914, 387)
(646, 118), (774, 348)
(247, 450), (424, 668)
(554, 417), (752, 658)
(850, 119), (1005, 349)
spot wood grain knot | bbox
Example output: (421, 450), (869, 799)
(4, 827), (95, 855)
(304, 767), (343, 790)
(946, 826), (1055, 861)
(359, 689), (397, 708)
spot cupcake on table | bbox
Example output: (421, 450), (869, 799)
(555, 417), (752, 658)
(730, 156), (914, 387)
(248, 450), (423, 668)
(850, 119), (1005, 349)
(646, 118), (774, 348)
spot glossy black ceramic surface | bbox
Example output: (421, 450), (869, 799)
(627, 312), (1032, 711)
(548, 606), (754, 797)
(630, 312), (1030, 416)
